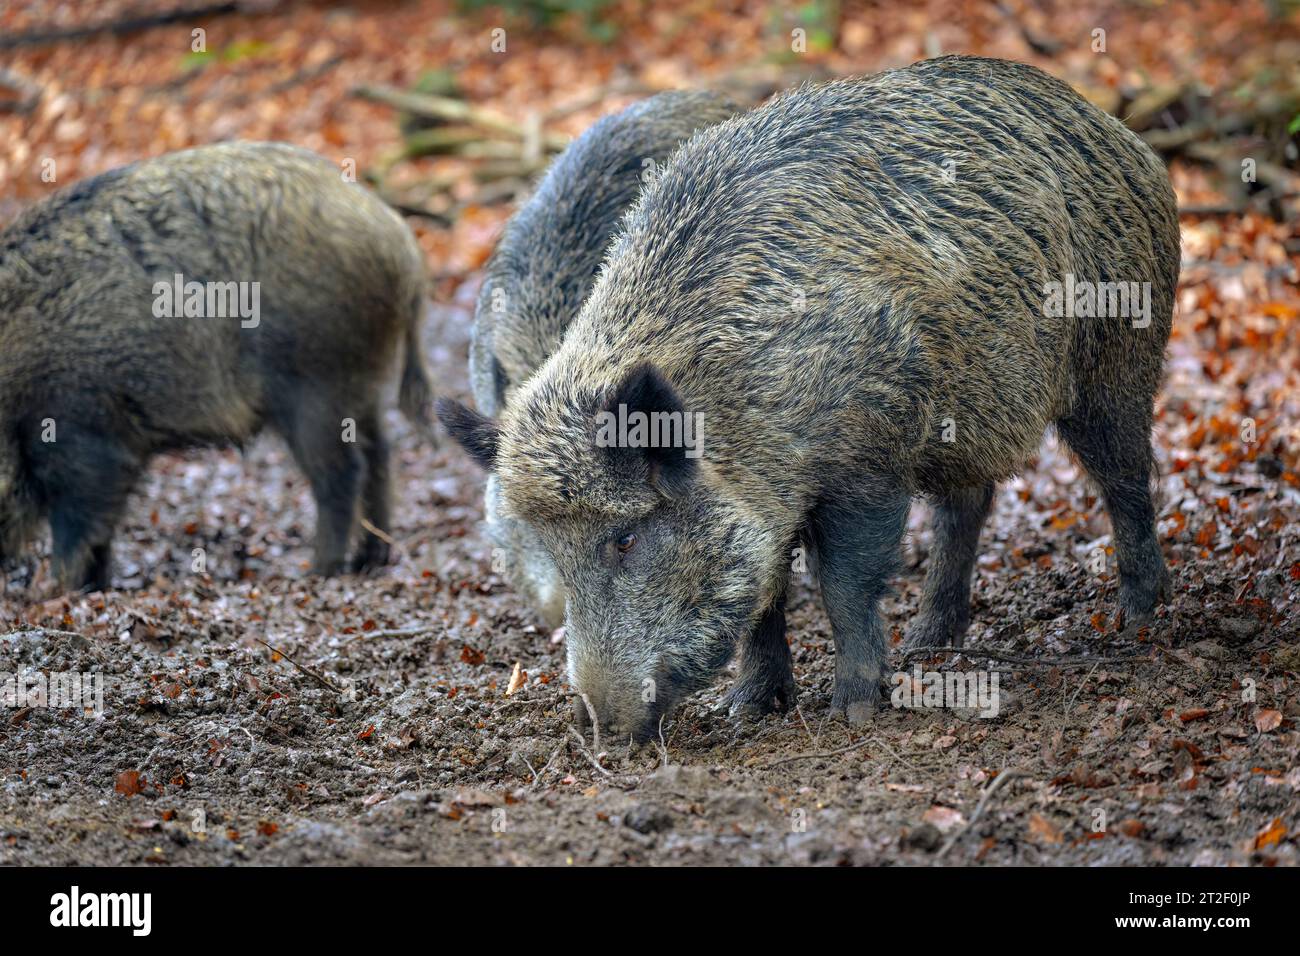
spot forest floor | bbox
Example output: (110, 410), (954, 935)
(1, 0), (1298, 865)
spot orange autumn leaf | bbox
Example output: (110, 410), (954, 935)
(1028, 814), (1062, 844)
(115, 770), (145, 797)
(1254, 818), (1287, 850)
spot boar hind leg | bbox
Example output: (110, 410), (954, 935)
(278, 403), (364, 577)
(41, 431), (138, 592)
(902, 482), (995, 651)
(50, 510), (115, 592)
(723, 594), (795, 718)
(1058, 407), (1169, 624)
(812, 484), (910, 725)
(354, 413), (394, 572)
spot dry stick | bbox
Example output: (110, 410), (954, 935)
(579, 693), (601, 754)
(513, 751), (539, 786)
(566, 726), (612, 778)
(254, 638), (343, 695)
(351, 84), (570, 151)
(357, 516), (413, 569)
(899, 646), (1155, 668)
(357, 518), (398, 549)
(936, 769), (1031, 861)
(345, 625), (436, 644)
(529, 746), (563, 791)
(794, 705), (815, 745)
(869, 734), (924, 774)
(1065, 661), (1102, 716)
(760, 734), (878, 770)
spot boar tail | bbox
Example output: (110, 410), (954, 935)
(399, 298), (438, 447)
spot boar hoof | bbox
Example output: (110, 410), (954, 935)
(722, 676), (793, 719)
(351, 539), (393, 573)
(1118, 563), (1171, 625)
(829, 700), (876, 726)
(901, 615), (967, 652)
(830, 684), (879, 726)
(311, 558), (347, 577)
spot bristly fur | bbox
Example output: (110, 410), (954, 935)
(462, 91), (738, 629)
(477, 56), (1180, 740)
(0, 141), (432, 590)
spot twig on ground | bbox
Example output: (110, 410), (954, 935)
(936, 769), (1031, 861)
(760, 734), (877, 769)
(254, 637), (343, 695)
(1066, 661), (1102, 715)
(794, 705), (814, 745)
(513, 751), (538, 786)
(567, 725), (612, 777)
(899, 646), (1156, 668)
(655, 714), (670, 769)
(344, 625), (436, 644)
(579, 692), (601, 754)
(528, 746), (563, 790)
(357, 521), (395, 550)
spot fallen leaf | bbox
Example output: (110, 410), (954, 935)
(1028, 813), (1062, 844)
(1255, 709), (1282, 733)
(922, 805), (965, 833)
(1254, 818), (1286, 850)
(115, 770), (145, 797)
(506, 661), (526, 696)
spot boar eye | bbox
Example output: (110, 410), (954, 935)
(616, 532), (638, 556)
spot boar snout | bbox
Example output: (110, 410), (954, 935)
(570, 676), (667, 747)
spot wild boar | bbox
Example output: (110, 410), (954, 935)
(469, 91), (737, 629)
(0, 141), (433, 591)
(439, 56), (1180, 740)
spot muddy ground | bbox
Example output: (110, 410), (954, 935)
(2, 266), (1298, 868)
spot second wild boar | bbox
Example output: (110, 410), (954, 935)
(0, 141), (433, 590)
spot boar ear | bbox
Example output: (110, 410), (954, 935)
(602, 363), (697, 499)
(435, 398), (499, 470)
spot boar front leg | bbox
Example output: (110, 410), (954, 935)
(902, 482), (995, 651)
(723, 593), (795, 718)
(812, 483), (909, 725)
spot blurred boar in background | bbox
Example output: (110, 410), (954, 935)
(467, 91), (737, 629)
(440, 56), (1180, 740)
(0, 142), (433, 591)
